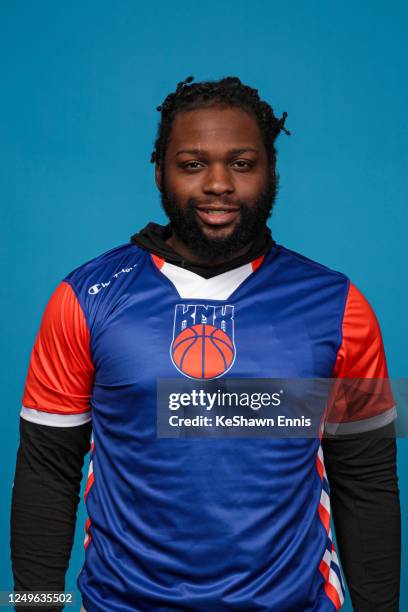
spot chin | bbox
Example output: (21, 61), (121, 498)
(200, 225), (236, 240)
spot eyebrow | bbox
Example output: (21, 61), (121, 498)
(175, 147), (259, 157)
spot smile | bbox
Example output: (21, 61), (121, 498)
(195, 208), (240, 226)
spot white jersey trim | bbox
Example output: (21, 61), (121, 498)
(20, 405), (92, 427)
(158, 261), (255, 300)
(324, 405), (397, 435)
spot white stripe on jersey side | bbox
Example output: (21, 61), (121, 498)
(328, 567), (345, 606)
(158, 261), (255, 300)
(331, 548), (346, 590)
(324, 405), (397, 435)
(321, 548), (331, 569)
(20, 406), (91, 427)
(320, 488), (331, 515)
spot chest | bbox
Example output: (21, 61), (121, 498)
(89, 273), (340, 389)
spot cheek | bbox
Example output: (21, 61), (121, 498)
(166, 170), (203, 199)
(235, 173), (267, 198)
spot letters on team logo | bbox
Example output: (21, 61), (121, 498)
(170, 304), (236, 380)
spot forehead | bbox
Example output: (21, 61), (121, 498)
(167, 106), (264, 152)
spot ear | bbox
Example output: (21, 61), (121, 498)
(155, 163), (162, 193)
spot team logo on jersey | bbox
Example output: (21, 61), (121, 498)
(171, 304), (236, 379)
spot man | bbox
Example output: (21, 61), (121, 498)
(11, 76), (400, 611)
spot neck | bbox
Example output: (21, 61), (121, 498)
(165, 233), (255, 267)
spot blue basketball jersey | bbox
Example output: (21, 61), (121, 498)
(22, 241), (395, 611)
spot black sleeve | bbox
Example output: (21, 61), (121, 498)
(10, 417), (92, 611)
(322, 421), (401, 611)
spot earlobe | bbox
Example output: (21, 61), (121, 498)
(155, 164), (162, 192)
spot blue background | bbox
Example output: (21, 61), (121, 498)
(1, 1), (406, 609)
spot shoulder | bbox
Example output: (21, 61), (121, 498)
(280, 247), (381, 332)
(273, 246), (384, 351)
(276, 245), (349, 284)
(272, 246), (350, 318)
(272, 245), (385, 364)
(63, 242), (146, 298)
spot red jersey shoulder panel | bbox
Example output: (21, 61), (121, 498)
(327, 282), (395, 430)
(333, 282), (388, 378)
(23, 281), (94, 414)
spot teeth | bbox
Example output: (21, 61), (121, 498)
(207, 210), (226, 215)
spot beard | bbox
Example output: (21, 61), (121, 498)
(160, 172), (277, 261)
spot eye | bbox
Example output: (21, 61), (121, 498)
(183, 161), (204, 170)
(231, 160), (254, 170)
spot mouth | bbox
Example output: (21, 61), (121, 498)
(195, 206), (240, 227)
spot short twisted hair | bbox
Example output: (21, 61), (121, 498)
(150, 76), (290, 167)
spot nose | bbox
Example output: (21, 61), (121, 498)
(202, 163), (234, 196)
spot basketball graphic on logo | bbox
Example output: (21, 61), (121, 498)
(171, 323), (235, 379)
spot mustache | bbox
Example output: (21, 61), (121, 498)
(187, 197), (242, 208)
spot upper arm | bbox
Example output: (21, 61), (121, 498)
(22, 281), (94, 427)
(325, 282), (396, 435)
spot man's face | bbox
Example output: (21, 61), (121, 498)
(156, 105), (277, 261)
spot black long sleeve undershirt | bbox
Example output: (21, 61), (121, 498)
(10, 418), (92, 611)
(322, 422), (401, 610)
(11, 418), (400, 611)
